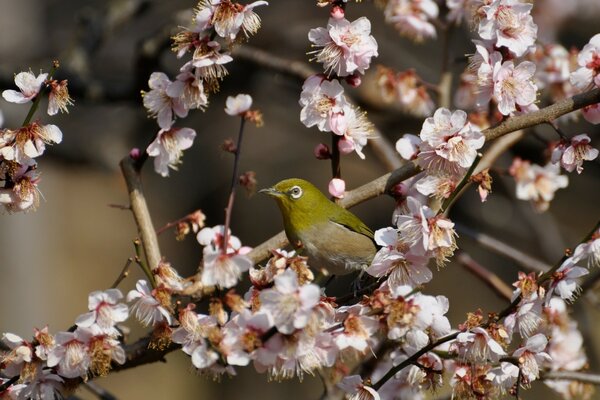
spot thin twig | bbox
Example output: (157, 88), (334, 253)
(222, 117), (246, 255)
(456, 251), (513, 301)
(111, 258), (133, 289)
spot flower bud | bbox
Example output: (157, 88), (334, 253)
(314, 143), (331, 159)
(328, 178), (345, 199)
(330, 5), (344, 19)
(345, 73), (362, 87)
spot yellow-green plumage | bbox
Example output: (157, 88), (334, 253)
(260, 178), (377, 275)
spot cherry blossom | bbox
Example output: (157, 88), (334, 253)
(486, 362), (520, 394)
(75, 289), (129, 335)
(509, 158), (568, 212)
(478, 0), (538, 57)
(395, 134), (422, 160)
(546, 257), (588, 304)
(47, 79), (73, 115)
(573, 231), (600, 269)
(332, 306), (379, 353)
(0, 333), (33, 377)
(377, 67), (435, 117)
(0, 164), (40, 213)
(196, 0), (268, 41)
(551, 134), (599, 174)
(299, 75), (349, 132)
(12, 369), (64, 400)
(308, 17), (378, 77)
(383, 0), (439, 42)
(259, 269), (320, 334)
(2, 71), (47, 104)
(225, 93), (253, 116)
(146, 127), (196, 177)
(142, 72), (188, 130)
(512, 333), (552, 383)
(167, 69), (208, 111)
(201, 249), (252, 289)
(47, 329), (93, 379)
(470, 40), (503, 108)
(331, 106), (374, 159)
(338, 375), (380, 400)
(0, 122), (62, 164)
(126, 280), (174, 326)
(454, 327), (507, 363)
(221, 310), (272, 366)
(493, 60), (537, 115)
(582, 103), (600, 124)
(419, 108), (485, 168)
(570, 33), (600, 91)
(190, 41), (233, 86)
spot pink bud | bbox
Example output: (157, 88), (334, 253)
(330, 5), (344, 19)
(328, 178), (346, 199)
(314, 143), (331, 160)
(389, 183), (408, 200)
(345, 74), (362, 88)
(129, 147), (141, 159)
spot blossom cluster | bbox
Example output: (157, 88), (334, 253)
(1, 289), (128, 399)
(0, 69), (72, 213)
(300, 2), (379, 196)
(142, 0), (268, 177)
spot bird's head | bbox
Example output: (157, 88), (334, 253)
(259, 178), (330, 226)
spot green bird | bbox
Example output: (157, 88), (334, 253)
(260, 178), (377, 276)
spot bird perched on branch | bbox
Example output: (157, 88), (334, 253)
(260, 178), (377, 276)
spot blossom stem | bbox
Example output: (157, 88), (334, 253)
(439, 154), (482, 214)
(133, 238), (155, 287)
(222, 117), (246, 255)
(331, 133), (341, 179)
(156, 212), (195, 236)
(111, 257), (133, 289)
(21, 61), (60, 126)
(0, 376), (19, 393)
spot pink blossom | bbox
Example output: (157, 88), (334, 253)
(2, 71), (47, 104)
(0, 333), (32, 377)
(455, 327), (507, 363)
(47, 329), (93, 379)
(512, 333), (552, 383)
(126, 280), (174, 326)
(221, 310), (273, 366)
(367, 227), (432, 291)
(189, 41), (233, 82)
(225, 93), (253, 116)
(493, 61), (537, 115)
(510, 158), (568, 212)
(551, 134), (599, 174)
(546, 257), (588, 304)
(570, 33), (600, 91)
(299, 75), (349, 132)
(167, 69), (208, 110)
(328, 177), (345, 199)
(0, 122), (62, 164)
(201, 249), (252, 289)
(415, 172), (459, 199)
(384, 0), (439, 42)
(331, 106), (374, 159)
(197, 0), (268, 41)
(419, 108), (485, 168)
(197, 224), (250, 254)
(308, 17), (378, 77)
(471, 40), (503, 108)
(338, 375), (380, 400)
(332, 307), (379, 352)
(478, 0), (537, 57)
(0, 165), (40, 213)
(47, 79), (73, 116)
(259, 269), (320, 334)
(395, 134), (422, 160)
(75, 289), (129, 336)
(573, 232), (600, 269)
(486, 362), (520, 394)
(504, 294), (543, 339)
(146, 127), (196, 177)
(142, 72), (188, 130)
(13, 369), (64, 400)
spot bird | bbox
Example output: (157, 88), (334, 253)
(259, 178), (377, 276)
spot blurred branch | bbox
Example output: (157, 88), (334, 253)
(83, 381), (118, 400)
(456, 251), (513, 301)
(455, 223), (551, 273)
(542, 371), (600, 385)
(120, 155), (162, 274)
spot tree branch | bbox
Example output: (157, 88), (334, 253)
(456, 251), (513, 301)
(542, 371), (600, 385)
(119, 155), (162, 274)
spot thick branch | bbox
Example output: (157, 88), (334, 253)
(119, 155), (161, 272)
(484, 88), (600, 141)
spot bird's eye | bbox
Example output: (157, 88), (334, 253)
(289, 186), (303, 199)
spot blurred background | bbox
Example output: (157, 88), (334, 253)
(0, 0), (599, 398)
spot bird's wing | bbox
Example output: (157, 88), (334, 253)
(328, 208), (374, 240)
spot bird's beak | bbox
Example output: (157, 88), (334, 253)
(258, 187), (283, 197)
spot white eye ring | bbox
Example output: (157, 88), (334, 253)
(289, 186), (303, 199)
